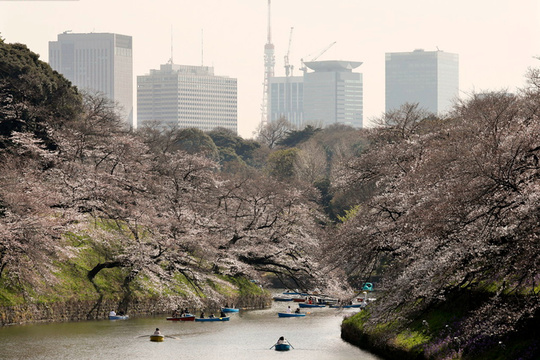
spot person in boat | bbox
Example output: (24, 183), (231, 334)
(220, 310), (226, 317)
(172, 309), (179, 317)
(200, 311), (205, 318)
(295, 307), (301, 314)
(109, 310), (116, 317)
(153, 328), (161, 335)
(209, 313), (215, 318)
(277, 336), (287, 345)
(286, 306), (292, 313)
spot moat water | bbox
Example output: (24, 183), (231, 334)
(0, 300), (381, 360)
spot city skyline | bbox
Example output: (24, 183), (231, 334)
(1, 0), (538, 138)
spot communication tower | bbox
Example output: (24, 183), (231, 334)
(261, 0), (275, 126)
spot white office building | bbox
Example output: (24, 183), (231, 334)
(385, 49), (459, 115)
(137, 63), (237, 133)
(269, 60), (363, 129)
(49, 32), (133, 124)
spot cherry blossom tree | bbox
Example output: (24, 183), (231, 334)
(209, 170), (327, 290)
(329, 86), (540, 355)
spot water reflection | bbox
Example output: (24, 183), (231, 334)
(0, 301), (381, 360)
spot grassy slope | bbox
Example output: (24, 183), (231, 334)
(0, 230), (267, 308)
(342, 290), (539, 360)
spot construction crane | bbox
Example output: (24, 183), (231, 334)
(284, 27), (294, 77)
(299, 41), (337, 74)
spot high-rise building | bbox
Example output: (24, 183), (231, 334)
(269, 76), (303, 128)
(137, 63), (237, 133)
(49, 32), (133, 124)
(303, 60), (363, 128)
(385, 49), (459, 115)
(268, 60), (363, 129)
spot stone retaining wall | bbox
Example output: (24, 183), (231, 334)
(0, 293), (272, 326)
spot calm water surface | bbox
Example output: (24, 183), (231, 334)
(0, 301), (381, 360)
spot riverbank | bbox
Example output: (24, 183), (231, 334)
(0, 260), (272, 326)
(340, 289), (540, 360)
(0, 224), (272, 326)
(0, 292), (271, 326)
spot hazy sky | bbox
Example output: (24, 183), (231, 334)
(1, 0), (539, 138)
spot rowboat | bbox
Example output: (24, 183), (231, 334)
(283, 292), (307, 296)
(282, 291), (299, 295)
(298, 303), (325, 308)
(150, 334), (164, 342)
(166, 314), (195, 321)
(195, 317), (230, 322)
(109, 315), (129, 320)
(292, 297), (306, 302)
(275, 343), (291, 351)
(273, 296), (293, 302)
(278, 312), (305, 317)
(221, 307), (239, 313)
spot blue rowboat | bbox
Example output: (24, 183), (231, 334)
(274, 343), (291, 351)
(195, 317), (230, 322)
(166, 314), (195, 321)
(109, 315), (129, 320)
(221, 307), (239, 313)
(278, 312), (305, 318)
(298, 303), (325, 308)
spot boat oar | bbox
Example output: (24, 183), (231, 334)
(288, 342), (295, 349)
(269, 344), (275, 349)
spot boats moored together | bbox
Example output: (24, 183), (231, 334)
(273, 288), (375, 309)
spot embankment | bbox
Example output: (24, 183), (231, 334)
(0, 292), (271, 326)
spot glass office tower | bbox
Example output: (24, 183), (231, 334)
(49, 32), (133, 124)
(269, 76), (304, 128)
(385, 49), (459, 115)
